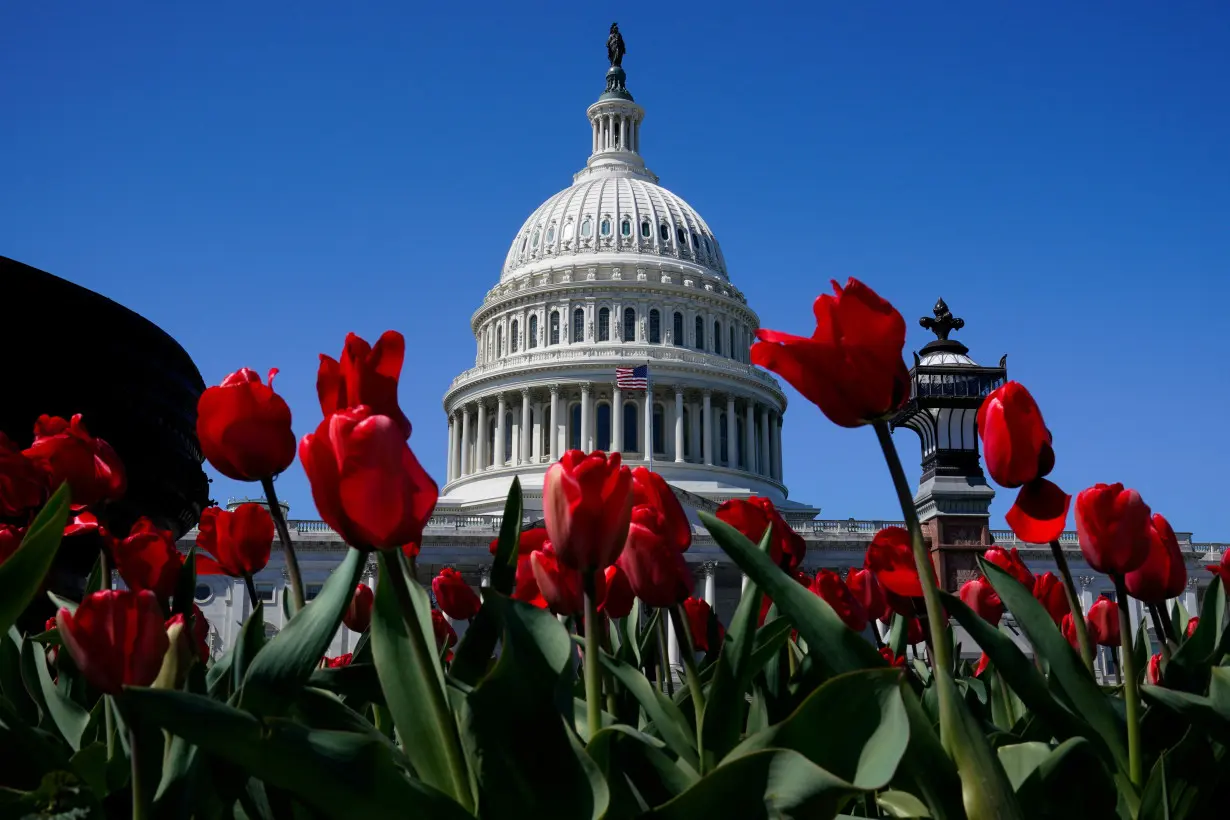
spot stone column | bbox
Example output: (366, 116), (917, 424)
(667, 610), (680, 670)
(674, 389), (685, 462)
(533, 401), (544, 462)
(611, 385), (623, 454)
(446, 414), (456, 483)
(744, 402), (756, 473)
(549, 386), (560, 462)
(759, 405), (771, 476)
(495, 394), (507, 468)
(702, 390), (713, 465)
(644, 385), (654, 460)
(581, 383), (592, 452)
(1184, 577), (1199, 621)
(460, 406), (472, 477)
(725, 396), (736, 467)
(771, 412), (783, 481)
(476, 401), (488, 471)
(520, 390), (531, 466)
(702, 562), (718, 613)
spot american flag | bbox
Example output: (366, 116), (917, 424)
(615, 364), (649, 389)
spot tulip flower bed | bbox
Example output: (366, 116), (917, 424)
(3, 281), (1230, 819)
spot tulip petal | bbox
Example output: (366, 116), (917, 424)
(1006, 480), (1071, 544)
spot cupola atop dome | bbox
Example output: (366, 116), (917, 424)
(579, 22), (656, 185)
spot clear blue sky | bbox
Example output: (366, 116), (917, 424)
(3, 1), (1227, 540)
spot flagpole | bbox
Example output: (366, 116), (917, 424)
(645, 359), (653, 472)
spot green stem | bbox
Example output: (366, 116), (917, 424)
(657, 615), (675, 696)
(1049, 539), (1095, 674)
(600, 617), (619, 718)
(243, 573), (258, 610)
(583, 571), (603, 741)
(384, 551), (474, 813)
(1113, 575), (1142, 787)
(99, 546), (111, 591)
(261, 477), (306, 614)
(1148, 605), (1173, 663)
(104, 694), (116, 761)
(670, 604), (707, 761)
(129, 721), (147, 820)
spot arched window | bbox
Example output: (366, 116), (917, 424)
(673, 312), (684, 347)
(623, 403), (638, 453)
(573, 308), (585, 343)
(601, 218), (612, 237)
(652, 404), (665, 455)
(546, 225), (556, 243)
(695, 316), (705, 350)
(532, 229), (540, 248)
(528, 315), (538, 349)
(691, 232), (699, 250)
(713, 321), (722, 356)
(729, 326), (735, 360)
(598, 307), (610, 341)
(580, 217), (593, 238)
(737, 418), (745, 468)
(511, 320), (519, 353)
(623, 307), (636, 342)
(676, 227), (686, 244)
(597, 403), (611, 451)
(549, 311), (560, 345)
(504, 412), (514, 462)
(570, 404), (582, 450)
(649, 309), (661, 344)
(640, 220), (651, 238)
(719, 413), (729, 464)
(563, 221), (575, 241)
(520, 236), (528, 253)
(621, 219), (632, 237)
(659, 223), (670, 241)
(497, 327), (503, 358)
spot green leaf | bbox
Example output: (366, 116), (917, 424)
(645, 747), (874, 819)
(2, 628), (40, 727)
(307, 663), (384, 705)
(121, 687), (471, 820)
(240, 548), (363, 714)
(877, 790), (933, 818)
(228, 602), (266, 697)
(1141, 672), (1230, 744)
(979, 557), (1128, 774)
(1169, 576), (1225, 688)
(996, 742), (1052, 790)
(489, 476), (523, 594)
(0, 483), (70, 637)
(936, 668), (1027, 820)
(371, 551), (468, 803)
(940, 590), (1107, 762)
(1134, 611), (1153, 681)
(700, 511), (884, 680)
(699, 527), (770, 769)
(31, 628), (89, 751)
(729, 668), (909, 789)
(599, 650), (700, 772)
(1010, 737), (1119, 819)
(292, 686), (408, 769)
(888, 614), (908, 661)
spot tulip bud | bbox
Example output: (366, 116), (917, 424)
(600, 564), (634, 619)
(57, 590), (169, 694)
(983, 546), (1035, 590)
(810, 569), (868, 632)
(317, 331), (412, 439)
(432, 568), (481, 621)
(976, 382), (1055, 488)
(1125, 513), (1186, 603)
(1031, 572), (1069, 625)
(1185, 617), (1199, 639)
(343, 583), (374, 633)
(959, 576), (1004, 627)
(1147, 652), (1162, 686)
(22, 414), (125, 506)
(1076, 483), (1152, 576)
(1085, 596), (1121, 648)
(196, 503), (275, 578)
(543, 450), (633, 572)
(197, 369), (296, 481)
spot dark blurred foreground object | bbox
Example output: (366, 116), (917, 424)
(2, 256), (210, 622)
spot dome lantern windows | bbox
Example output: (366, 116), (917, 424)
(621, 219), (631, 237)
(640, 220), (651, 238)
(600, 218), (612, 237)
(691, 232), (699, 250)
(546, 225), (556, 243)
(563, 221), (575, 241)
(580, 217), (593, 238)
(676, 227), (686, 244)
(531, 230), (540, 248)
(659, 223), (670, 242)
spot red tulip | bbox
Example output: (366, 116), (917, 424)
(1125, 514), (1186, 603)
(1185, 617), (1199, 639)
(600, 564), (635, 618)
(23, 414), (125, 507)
(904, 616), (926, 645)
(976, 382), (1055, 488)
(882, 587), (922, 619)
(1147, 652), (1162, 686)
(531, 543), (599, 616)
(974, 653), (990, 677)
(0, 525), (22, 567)
(544, 450), (633, 572)
(317, 331), (412, 439)
(114, 517), (183, 602)
(631, 468), (691, 552)
(489, 527), (550, 556)
(513, 553), (548, 609)
(865, 527), (924, 598)
(879, 647), (905, 667)
(714, 497), (806, 573)
(683, 597), (719, 652)
(1208, 550), (1230, 588)
(1076, 483), (1152, 576)
(810, 569), (868, 632)
(618, 505), (694, 608)
(299, 406), (437, 550)
(431, 609), (457, 659)
(1061, 614), (1080, 650)
(432, 568), (481, 621)
(56, 590), (169, 694)
(1086, 596), (1121, 648)
(166, 604), (210, 664)
(325, 653), (353, 668)
(1032, 572), (1070, 625)
(343, 583), (374, 632)
(1005, 479), (1071, 544)
(984, 546), (1035, 590)
(197, 369), (296, 482)
(0, 432), (48, 517)
(751, 278), (910, 428)
(959, 577), (1004, 627)
(195, 504), (274, 578)
(846, 568), (890, 623)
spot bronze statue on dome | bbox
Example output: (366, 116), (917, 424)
(920, 298), (965, 341)
(607, 23), (626, 68)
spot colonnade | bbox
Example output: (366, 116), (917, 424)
(446, 382), (784, 484)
